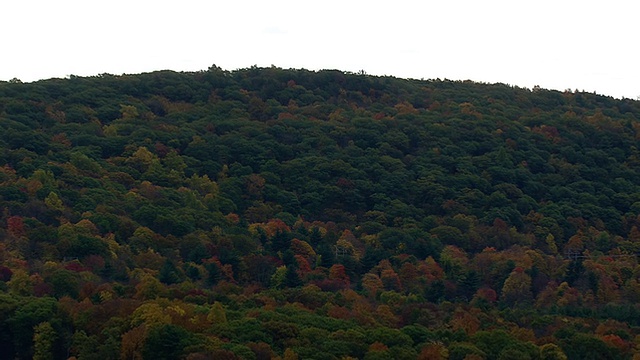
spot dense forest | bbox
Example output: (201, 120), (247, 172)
(2, 66), (640, 359)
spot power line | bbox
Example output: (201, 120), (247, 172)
(564, 249), (640, 260)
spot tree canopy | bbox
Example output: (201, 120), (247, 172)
(1, 66), (640, 359)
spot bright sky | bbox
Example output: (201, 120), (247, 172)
(2, 0), (639, 99)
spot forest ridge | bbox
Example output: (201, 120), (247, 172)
(2, 66), (640, 359)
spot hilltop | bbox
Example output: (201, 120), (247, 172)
(1, 66), (640, 359)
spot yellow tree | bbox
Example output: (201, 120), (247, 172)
(207, 302), (227, 324)
(33, 322), (56, 360)
(44, 192), (64, 212)
(336, 230), (361, 261)
(7, 269), (34, 296)
(131, 302), (171, 328)
(126, 147), (156, 173)
(134, 275), (166, 300)
(501, 267), (533, 306)
(540, 343), (568, 360)
(283, 348), (299, 360)
(291, 239), (317, 265)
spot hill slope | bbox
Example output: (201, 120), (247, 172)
(1, 66), (640, 359)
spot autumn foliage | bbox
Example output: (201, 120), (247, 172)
(1, 66), (640, 359)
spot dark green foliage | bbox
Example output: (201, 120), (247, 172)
(159, 259), (183, 285)
(561, 333), (622, 360)
(5, 297), (60, 359)
(0, 294), (19, 359)
(471, 330), (523, 360)
(47, 270), (80, 299)
(366, 328), (414, 348)
(448, 342), (486, 360)
(142, 324), (193, 360)
(2, 66), (640, 359)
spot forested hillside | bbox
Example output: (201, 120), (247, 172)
(2, 66), (640, 359)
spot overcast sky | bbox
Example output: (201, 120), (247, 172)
(2, 0), (638, 99)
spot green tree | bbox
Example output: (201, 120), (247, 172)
(142, 324), (192, 360)
(7, 297), (58, 359)
(44, 192), (64, 211)
(448, 342), (486, 360)
(501, 268), (533, 306)
(207, 302), (227, 324)
(33, 322), (56, 360)
(47, 269), (80, 298)
(561, 333), (620, 360)
(158, 259), (183, 285)
(540, 343), (568, 360)
(471, 330), (519, 360)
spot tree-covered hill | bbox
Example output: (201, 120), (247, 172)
(2, 66), (640, 359)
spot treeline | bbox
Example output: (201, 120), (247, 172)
(1, 66), (640, 359)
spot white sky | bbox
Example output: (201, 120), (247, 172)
(1, 0), (639, 99)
